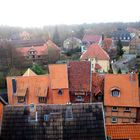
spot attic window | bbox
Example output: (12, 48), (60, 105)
(58, 89), (62, 95)
(112, 106), (118, 112)
(39, 97), (47, 103)
(17, 96), (25, 103)
(124, 107), (131, 112)
(111, 117), (117, 123)
(111, 89), (120, 97)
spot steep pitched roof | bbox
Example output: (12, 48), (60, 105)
(82, 34), (101, 44)
(15, 40), (60, 56)
(68, 61), (91, 91)
(92, 73), (104, 96)
(46, 40), (61, 51)
(1, 103), (106, 140)
(23, 68), (37, 76)
(80, 44), (110, 60)
(104, 74), (139, 107)
(102, 38), (113, 50)
(106, 123), (140, 140)
(49, 64), (68, 89)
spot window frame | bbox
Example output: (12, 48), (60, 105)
(112, 106), (118, 112)
(111, 89), (120, 97)
(17, 96), (25, 103)
(58, 89), (63, 96)
(38, 97), (47, 103)
(111, 117), (117, 123)
(124, 107), (131, 112)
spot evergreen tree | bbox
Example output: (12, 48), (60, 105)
(117, 39), (124, 57)
(52, 27), (61, 47)
(31, 64), (45, 75)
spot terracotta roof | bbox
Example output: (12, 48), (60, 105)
(82, 34), (101, 44)
(104, 74), (139, 107)
(80, 44), (110, 60)
(92, 73), (104, 96)
(36, 86), (48, 97)
(68, 61), (91, 91)
(102, 38), (113, 50)
(16, 40), (60, 56)
(49, 64), (68, 89)
(23, 68), (37, 76)
(46, 40), (61, 51)
(106, 123), (140, 140)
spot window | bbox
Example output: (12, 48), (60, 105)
(76, 96), (84, 102)
(39, 97), (47, 103)
(65, 105), (73, 120)
(58, 89), (63, 95)
(124, 107), (131, 112)
(17, 96), (25, 103)
(112, 106), (118, 112)
(111, 90), (120, 97)
(12, 78), (17, 94)
(111, 117), (117, 123)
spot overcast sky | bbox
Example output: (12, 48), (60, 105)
(0, 0), (140, 27)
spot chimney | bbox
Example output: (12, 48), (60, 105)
(130, 71), (136, 82)
(101, 34), (104, 41)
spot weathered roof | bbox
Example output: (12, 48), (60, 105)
(80, 44), (110, 60)
(68, 61), (91, 91)
(1, 103), (106, 140)
(102, 38), (113, 51)
(82, 34), (101, 44)
(106, 123), (140, 140)
(49, 64), (69, 89)
(23, 68), (37, 76)
(104, 74), (140, 107)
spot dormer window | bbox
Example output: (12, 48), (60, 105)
(111, 88), (120, 97)
(58, 89), (62, 95)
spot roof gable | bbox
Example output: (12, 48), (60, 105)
(23, 68), (37, 76)
(68, 61), (91, 91)
(49, 64), (68, 89)
(104, 74), (139, 107)
(81, 44), (110, 60)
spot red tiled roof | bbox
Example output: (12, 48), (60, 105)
(92, 73), (104, 96)
(16, 40), (60, 56)
(102, 38), (112, 50)
(82, 34), (101, 44)
(68, 61), (91, 91)
(104, 74), (140, 107)
(80, 44), (110, 60)
(49, 64), (68, 89)
(106, 123), (140, 140)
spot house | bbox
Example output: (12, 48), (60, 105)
(6, 69), (51, 105)
(0, 103), (106, 140)
(80, 44), (110, 72)
(106, 123), (140, 140)
(15, 40), (61, 65)
(68, 61), (91, 103)
(92, 73), (104, 102)
(104, 73), (139, 124)
(49, 64), (70, 104)
(63, 37), (82, 51)
(7, 63), (70, 105)
(111, 27), (132, 43)
(82, 34), (102, 47)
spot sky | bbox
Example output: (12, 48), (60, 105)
(0, 0), (140, 27)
